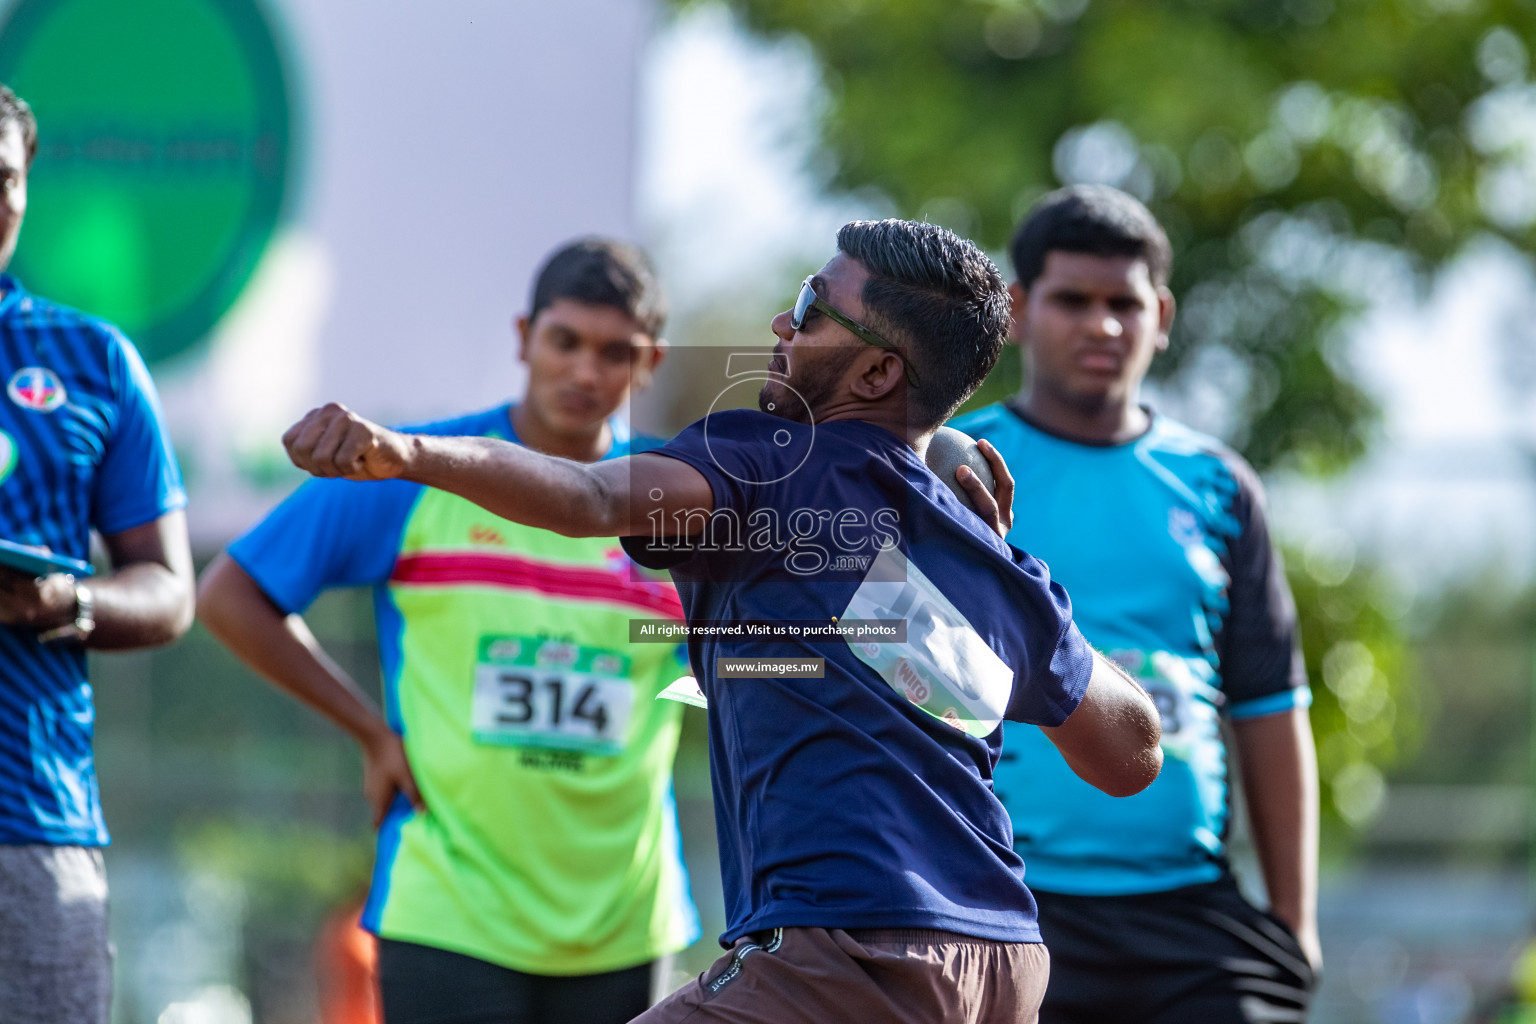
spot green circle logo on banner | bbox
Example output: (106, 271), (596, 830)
(0, 0), (293, 365)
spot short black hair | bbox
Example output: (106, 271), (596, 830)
(528, 238), (666, 337)
(1009, 185), (1171, 288)
(836, 219), (1010, 429)
(0, 84), (36, 169)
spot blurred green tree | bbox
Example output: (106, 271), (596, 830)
(681, 0), (1535, 474)
(667, 0), (1536, 831)
(1285, 550), (1420, 837)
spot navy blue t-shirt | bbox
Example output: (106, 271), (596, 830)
(623, 410), (1094, 944)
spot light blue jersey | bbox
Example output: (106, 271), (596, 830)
(952, 403), (1309, 895)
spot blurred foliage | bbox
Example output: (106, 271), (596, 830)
(175, 819), (373, 915)
(678, 0), (1536, 475)
(1399, 577), (1536, 788)
(176, 818), (376, 1023)
(1284, 545), (1420, 838)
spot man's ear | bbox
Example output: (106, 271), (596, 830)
(632, 337), (668, 391)
(1007, 281), (1028, 344)
(1155, 286), (1176, 355)
(848, 349), (906, 402)
(514, 314), (533, 365)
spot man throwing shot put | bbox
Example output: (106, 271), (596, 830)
(279, 219), (1165, 1024)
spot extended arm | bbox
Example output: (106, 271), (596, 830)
(1233, 707), (1320, 969)
(197, 553), (422, 827)
(1039, 650), (1163, 797)
(0, 510), (195, 648)
(283, 403), (712, 537)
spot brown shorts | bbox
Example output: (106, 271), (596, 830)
(633, 926), (1049, 1024)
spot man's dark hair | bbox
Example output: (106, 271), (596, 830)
(1009, 185), (1171, 289)
(0, 84), (37, 169)
(836, 219), (1010, 429)
(528, 238), (666, 337)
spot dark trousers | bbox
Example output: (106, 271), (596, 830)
(1035, 877), (1317, 1024)
(378, 939), (659, 1024)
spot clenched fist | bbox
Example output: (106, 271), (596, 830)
(283, 403), (413, 480)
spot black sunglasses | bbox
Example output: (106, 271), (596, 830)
(790, 276), (920, 389)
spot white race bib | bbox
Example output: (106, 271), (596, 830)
(842, 546), (1013, 737)
(471, 636), (636, 755)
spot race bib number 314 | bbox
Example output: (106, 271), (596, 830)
(471, 636), (636, 755)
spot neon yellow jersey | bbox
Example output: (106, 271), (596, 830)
(228, 406), (699, 974)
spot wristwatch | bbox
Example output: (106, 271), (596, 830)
(38, 577), (96, 645)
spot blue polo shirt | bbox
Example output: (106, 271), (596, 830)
(952, 402), (1309, 895)
(0, 275), (185, 845)
(624, 409), (1093, 945)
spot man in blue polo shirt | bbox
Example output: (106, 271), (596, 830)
(0, 84), (194, 1023)
(278, 219), (1165, 1024)
(954, 185), (1318, 1023)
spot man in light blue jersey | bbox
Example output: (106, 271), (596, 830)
(953, 186), (1319, 1023)
(0, 84), (195, 1024)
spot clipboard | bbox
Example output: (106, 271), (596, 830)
(0, 539), (95, 578)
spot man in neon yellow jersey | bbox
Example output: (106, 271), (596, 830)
(198, 239), (698, 1024)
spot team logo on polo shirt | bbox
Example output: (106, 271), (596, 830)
(8, 367), (66, 412)
(0, 429), (14, 485)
